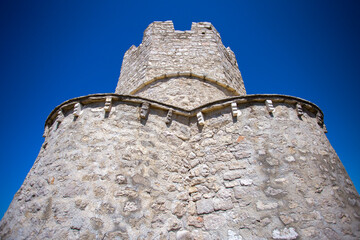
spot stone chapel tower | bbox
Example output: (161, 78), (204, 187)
(1, 21), (359, 239)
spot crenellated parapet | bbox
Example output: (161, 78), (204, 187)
(115, 21), (245, 109)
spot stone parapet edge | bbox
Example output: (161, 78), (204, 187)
(44, 93), (325, 132)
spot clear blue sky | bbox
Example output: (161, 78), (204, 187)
(0, 0), (359, 219)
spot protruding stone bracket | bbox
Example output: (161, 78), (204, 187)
(296, 102), (303, 116)
(45, 94), (324, 130)
(197, 112), (205, 126)
(231, 102), (241, 117)
(140, 102), (150, 119)
(73, 102), (82, 117)
(165, 109), (173, 124)
(42, 125), (49, 138)
(323, 124), (328, 133)
(316, 111), (324, 127)
(104, 97), (112, 112)
(56, 109), (64, 124)
(265, 100), (275, 113)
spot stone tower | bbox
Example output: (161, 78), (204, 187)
(1, 21), (359, 239)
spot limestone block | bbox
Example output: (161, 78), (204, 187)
(90, 217), (104, 230)
(256, 200), (278, 211)
(224, 180), (240, 188)
(123, 201), (138, 212)
(196, 199), (214, 214)
(264, 186), (285, 196)
(228, 230), (243, 240)
(188, 216), (204, 228)
(280, 215), (294, 225)
(203, 214), (226, 230)
(176, 230), (193, 240)
(223, 170), (243, 180)
(285, 156), (295, 162)
(213, 198), (233, 211)
(272, 227), (298, 240)
(172, 202), (186, 217)
(239, 179), (253, 186)
(167, 218), (182, 231)
(115, 174), (127, 184)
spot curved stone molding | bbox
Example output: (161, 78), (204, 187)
(44, 93), (325, 132)
(130, 72), (239, 96)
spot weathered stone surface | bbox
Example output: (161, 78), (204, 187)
(264, 186), (285, 196)
(173, 202), (186, 217)
(256, 200), (278, 211)
(228, 230), (243, 240)
(279, 215), (294, 225)
(203, 214), (226, 230)
(123, 201), (138, 212)
(98, 202), (115, 214)
(168, 218), (182, 231)
(213, 198), (234, 211)
(239, 178), (253, 186)
(272, 227), (298, 240)
(196, 199), (214, 214)
(188, 216), (204, 228)
(90, 217), (104, 230)
(115, 174), (127, 184)
(223, 170), (243, 180)
(176, 230), (193, 240)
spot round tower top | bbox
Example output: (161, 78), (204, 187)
(115, 21), (246, 109)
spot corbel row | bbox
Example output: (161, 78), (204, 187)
(195, 100), (322, 129)
(43, 97), (326, 138)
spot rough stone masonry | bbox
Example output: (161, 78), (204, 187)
(1, 21), (359, 239)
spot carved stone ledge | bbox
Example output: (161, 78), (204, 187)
(44, 94), (325, 131)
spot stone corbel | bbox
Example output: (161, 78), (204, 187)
(316, 111), (324, 127)
(231, 102), (241, 117)
(56, 109), (64, 124)
(296, 103), (303, 116)
(73, 102), (82, 117)
(42, 125), (49, 138)
(165, 109), (173, 124)
(140, 102), (150, 119)
(197, 112), (205, 126)
(104, 97), (112, 112)
(265, 100), (275, 113)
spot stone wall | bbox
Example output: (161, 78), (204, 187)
(134, 76), (237, 110)
(115, 21), (246, 104)
(1, 94), (359, 240)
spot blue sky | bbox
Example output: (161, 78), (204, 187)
(0, 0), (359, 219)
